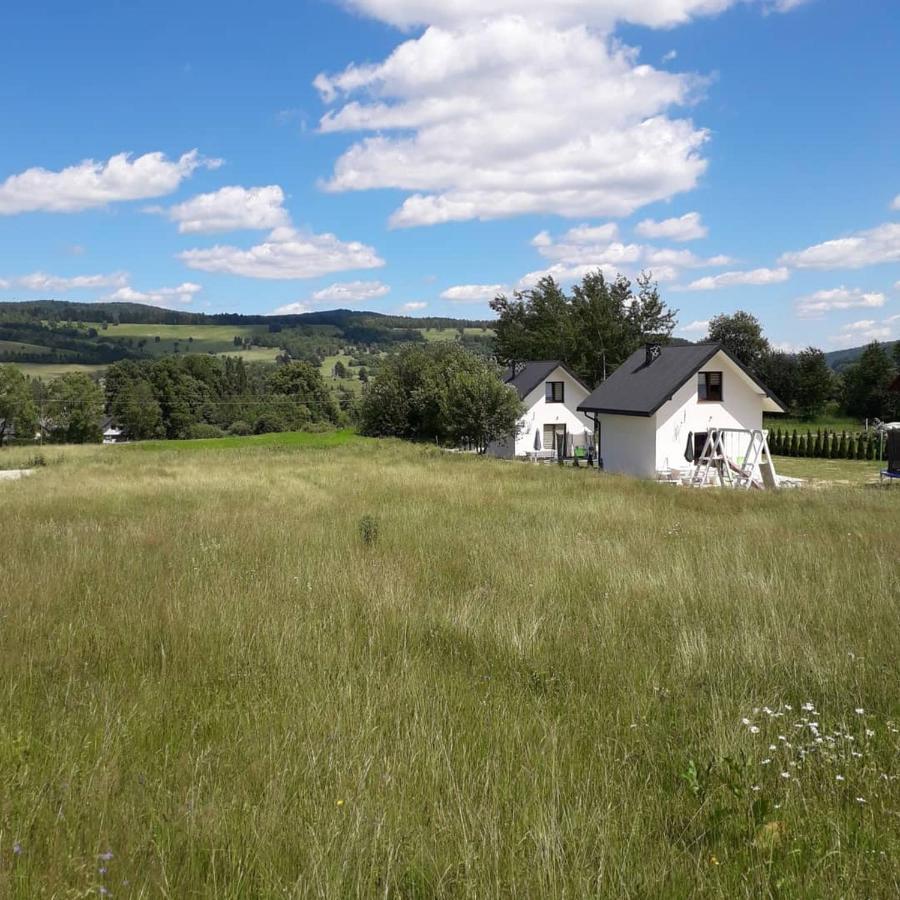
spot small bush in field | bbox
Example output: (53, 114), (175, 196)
(358, 514), (379, 546)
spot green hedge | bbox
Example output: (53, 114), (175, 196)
(768, 428), (886, 461)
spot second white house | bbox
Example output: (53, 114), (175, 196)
(489, 360), (593, 459)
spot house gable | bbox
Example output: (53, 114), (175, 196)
(578, 343), (785, 417)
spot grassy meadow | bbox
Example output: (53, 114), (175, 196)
(1, 438), (899, 897)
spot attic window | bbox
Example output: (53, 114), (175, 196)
(698, 371), (723, 402)
(545, 381), (565, 403)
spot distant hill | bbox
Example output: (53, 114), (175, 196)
(825, 340), (899, 373)
(0, 300), (495, 372)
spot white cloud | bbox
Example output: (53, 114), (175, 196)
(892, 194), (900, 211)
(779, 222), (900, 269)
(771, 340), (804, 353)
(179, 226), (385, 280)
(271, 302), (314, 315)
(523, 224), (733, 287)
(441, 284), (506, 303)
(679, 319), (710, 334)
(310, 280), (390, 303)
(315, 19), (709, 227)
(679, 266), (790, 290)
(830, 319), (895, 346)
(662, 49), (678, 63)
(795, 287), (886, 319)
(0, 150), (221, 215)
(4, 271), (128, 292)
(163, 185), (290, 234)
(105, 282), (202, 308)
(517, 263), (618, 290)
(0, 278), (9, 290)
(402, 301), (428, 311)
(339, 0), (804, 29)
(635, 211), (707, 241)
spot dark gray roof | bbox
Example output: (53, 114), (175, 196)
(577, 343), (784, 416)
(502, 360), (588, 400)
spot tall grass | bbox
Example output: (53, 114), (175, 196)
(1, 440), (898, 897)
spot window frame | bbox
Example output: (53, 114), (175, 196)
(698, 371), (723, 403)
(545, 381), (565, 404)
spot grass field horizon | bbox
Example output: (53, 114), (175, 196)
(1, 437), (898, 896)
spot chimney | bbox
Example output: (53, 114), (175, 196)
(645, 343), (662, 366)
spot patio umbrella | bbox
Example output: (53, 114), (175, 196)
(534, 428), (542, 451)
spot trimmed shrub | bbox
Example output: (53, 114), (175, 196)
(837, 431), (847, 459)
(228, 420), (253, 436)
(254, 413), (288, 435)
(790, 430), (799, 457)
(185, 423), (226, 440)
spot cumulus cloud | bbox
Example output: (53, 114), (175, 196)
(163, 185), (290, 234)
(679, 266), (789, 290)
(315, 18), (709, 227)
(339, 0), (804, 29)
(678, 319), (710, 334)
(635, 211), (707, 241)
(4, 271), (128, 293)
(179, 226), (384, 280)
(441, 284), (507, 303)
(402, 301), (428, 311)
(890, 194), (899, 211)
(521, 223), (733, 287)
(795, 287), (886, 318)
(830, 318), (896, 346)
(310, 280), (390, 303)
(0, 150), (220, 215)
(779, 222), (900, 269)
(105, 282), (202, 308)
(271, 301), (314, 315)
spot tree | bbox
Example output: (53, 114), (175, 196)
(706, 311), (770, 372)
(333, 360), (348, 379)
(794, 347), (832, 419)
(491, 270), (676, 387)
(0, 365), (37, 445)
(757, 351), (799, 411)
(268, 362), (339, 425)
(47, 373), (103, 443)
(842, 341), (898, 420)
(440, 367), (523, 453)
(359, 343), (523, 447)
(111, 378), (162, 440)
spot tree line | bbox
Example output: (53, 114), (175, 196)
(0, 356), (344, 445)
(705, 311), (900, 421)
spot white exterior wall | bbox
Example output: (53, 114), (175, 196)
(490, 366), (592, 458)
(596, 413), (657, 477)
(653, 351), (765, 473)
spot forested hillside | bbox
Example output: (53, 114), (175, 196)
(0, 301), (494, 369)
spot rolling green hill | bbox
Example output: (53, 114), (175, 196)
(825, 339), (899, 372)
(0, 300), (494, 377)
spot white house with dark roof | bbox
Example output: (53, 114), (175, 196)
(488, 360), (593, 459)
(578, 343), (785, 479)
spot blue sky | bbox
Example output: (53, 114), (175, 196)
(1, 0), (898, 350)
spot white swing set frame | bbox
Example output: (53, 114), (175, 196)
(690, 428), (779, 490)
